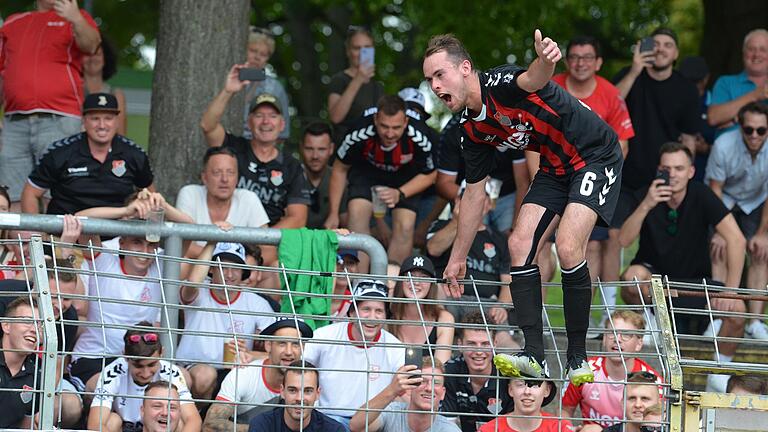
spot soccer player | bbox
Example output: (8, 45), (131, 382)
(423, 30), (623, 385)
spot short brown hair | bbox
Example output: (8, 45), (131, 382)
(727, 374), (767, 394)
(376, 95), (407, 117)
(456, 310), (496, 340)
(46, 257), (77, 284)
(144, 380), (179, 396)
(4, 296), (37, 317)
(606, 310), (645, 330)
(643, 403), (663, 417)
(424, 34), (473, 66)
(421, 358), (445, 375)
(659, 141), (693, 163)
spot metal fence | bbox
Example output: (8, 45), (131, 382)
(0, 218), (767, 431)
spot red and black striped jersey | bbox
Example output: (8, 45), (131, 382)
(336, 115), (437, 175)
(461, 64), (620, 183)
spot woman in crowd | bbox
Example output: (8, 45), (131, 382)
(388, 254), (454, 364)
(83, 38), (127, 135)
(327, 26), (384, 143)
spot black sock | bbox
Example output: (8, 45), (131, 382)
(561, 260), (592, 359)
(510, 264), (544, 364)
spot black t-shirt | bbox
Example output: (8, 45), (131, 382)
(438, 113), (524, 197)
(221, 134), (311, 225)
(0, 343), (41, 428)
(248, 407), (346, 432)
(634, 182), (729, 279)
(0, 280), (79, 353)
(613, 68), (702, 189)
(28, 133), (154, 215)
(328, 71), (385, 144)
(336, 114), (437, 178)
(441, 357), (514, 432)
(427, 220), (510, 298)
(461, 64), (619, 183)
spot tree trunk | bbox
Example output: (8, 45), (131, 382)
(149, 0), (250, 201)
(702, 0), (768, 83)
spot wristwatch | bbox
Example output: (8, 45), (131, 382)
(398, 189), (406, 202)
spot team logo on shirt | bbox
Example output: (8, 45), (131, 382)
(20, 385), (33, 404)
(590, 389), (600, 400)
(487, 398), (502, 415)
(483, 243), (496, 258)
(139, 286), (152, 302)
(112, 160), (126, 177)
(270, 170), (284, 186)
(498, 116), (533, 151)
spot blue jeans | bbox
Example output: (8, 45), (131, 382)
(0, 114), (81, 200)
(485, 192), (516, 233)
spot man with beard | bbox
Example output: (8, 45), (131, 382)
(349, 359), (460, 432)
(248, 361), (345, 432)
(423, 31), (622, 385)
(205, 317), (314, 432)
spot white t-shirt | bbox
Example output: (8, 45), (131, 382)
(216, 358), (282, 415)
(176, 185), (270, 246)
(175, 286), (274, 365)
(303, 322), (405, 418)
(91, 358), (192, 424)
(73, 250), (162, 360)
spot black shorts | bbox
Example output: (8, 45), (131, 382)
(523, 148), (623, 227)
(347, 167), (420, 212)
(69, 356), (118, 391)
(610, 186), (641, 229)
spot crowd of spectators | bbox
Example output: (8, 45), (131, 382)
(2, 1), (768, 431)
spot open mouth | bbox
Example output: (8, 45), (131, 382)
(157, 417), (168, 426)
(438, 93), (452, 104)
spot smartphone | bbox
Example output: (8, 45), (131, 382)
(639, 37), (655, 53)
(404, 346), (423, 377)
(655, 169), (670, 186)
(359, 47), (375, 67)
(238, 68), (266, 82)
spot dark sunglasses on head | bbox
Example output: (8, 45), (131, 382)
(742, 126), (768, 136)
(640, 426), (663, 432)
(127, 333), (159, 345)
(628, 370), (658, 382)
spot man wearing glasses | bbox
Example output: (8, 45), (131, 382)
(562, 310), (661, 429)
(706, 102), (768, 342)
(88, 322), (201, 432)
(618, 141), (746, 392)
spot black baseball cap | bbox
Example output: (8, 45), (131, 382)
(261, 316), (313, 339)
(399, 255), (436, 278)
(83, 92), (120, 114)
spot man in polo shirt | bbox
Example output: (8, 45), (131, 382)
(707, 102), (768, 341)
(0, 0), (101, 210)
(201, 64), (310, 228)
(204, 317), (314, 432)
(441, 311), (513, 432)
(303, 279), (405, 428)
(0, 297), (41, 429)
(21, 92), (154, 215)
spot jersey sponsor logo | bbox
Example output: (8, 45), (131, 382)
(483, 243), (496, 258)
(238, 177), (287, 206)
(112, 160), (126, 177)
(588, 406), (620, 427)
(498, 119), (533, 151)
(67, 166), (89, 177)
(467, 257), (497, 274)
(270, 170), (283, 186)
(20, 384), (33, 404)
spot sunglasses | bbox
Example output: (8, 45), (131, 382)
(640, 426), (663, 432)
(741, 126), (768, 136)
(666, 208), (678, 236)
(354, 280), (388, 297)
(628, 371), (658, 382)
(127, 333), (159, 345)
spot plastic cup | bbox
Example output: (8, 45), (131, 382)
(222, 341), (236, 365)
(145, 208), (165, 243)
(371, 186), (387, 218)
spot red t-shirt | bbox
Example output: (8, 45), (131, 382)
(479, 412), (573, 432)
(0, 9), (98, 117)
(552, 73), (635, 141)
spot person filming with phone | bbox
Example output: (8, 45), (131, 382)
(618, 142), (746, 392)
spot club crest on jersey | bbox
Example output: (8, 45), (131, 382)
(111, 160), (126, 177)
(483, 243), (496, 258)
(494, 112), (512, 127)
(20, 385), (33, 404)
(487, 398), (503, 415)
(270, 170), (284, 186)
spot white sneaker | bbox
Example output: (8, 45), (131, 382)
(706, 373), (730, 393)
(703, 319), (723, 339)
(746, 321), (768, 340)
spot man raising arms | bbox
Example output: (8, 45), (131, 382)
(423, 30), (622, 385)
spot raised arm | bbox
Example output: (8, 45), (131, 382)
(55, 0), (100, 54)
(349, 365), (421, 432)
(516, 29), (562, 93)
(201, 64), (249, 147)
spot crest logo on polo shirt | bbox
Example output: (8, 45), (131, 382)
(270, 170), (283, 186)
(20, 385), (33, 404)
(139, 286), (152, 302)
(483, 243), (496, 258)
(112, 160), (126, 177)
(487, 397), (502, 415)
